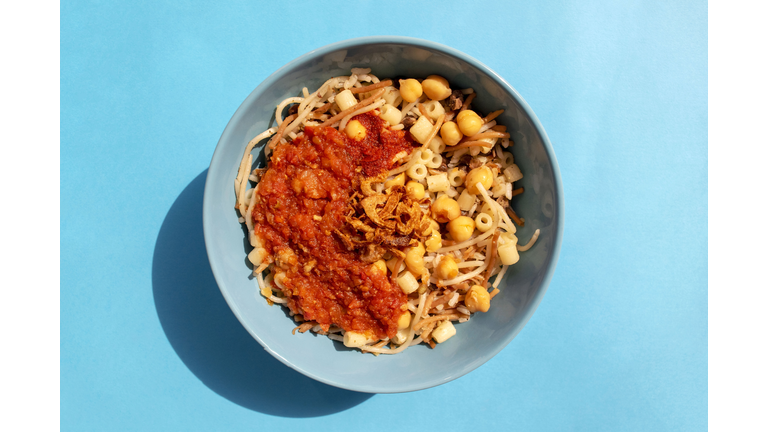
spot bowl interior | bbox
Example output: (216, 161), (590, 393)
(203, 37), (562, 393)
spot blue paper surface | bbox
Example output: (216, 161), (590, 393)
(61, 1), (707, 430)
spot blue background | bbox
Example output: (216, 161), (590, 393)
(61, 1), (707, 430)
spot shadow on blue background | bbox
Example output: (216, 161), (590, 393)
(151, 170), (373, 417)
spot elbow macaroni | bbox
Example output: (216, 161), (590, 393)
(397, 270), (420, 294)
(379, 104), (402, 126)
(427, 173), (450, 192)
(335, 89), (357, 111)
(407, 163), (428, 180)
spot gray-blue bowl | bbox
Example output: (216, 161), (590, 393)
(203, 36), (563, 393)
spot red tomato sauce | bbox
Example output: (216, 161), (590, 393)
(251, 113), (414, 339)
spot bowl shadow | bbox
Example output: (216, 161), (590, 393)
(151, 169), (374, 417)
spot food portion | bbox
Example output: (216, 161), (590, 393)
(234, 69), (539, 354)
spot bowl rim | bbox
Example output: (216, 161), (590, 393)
(203, 36), (564, 393)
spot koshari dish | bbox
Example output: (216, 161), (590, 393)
(234, 69), (540, 354)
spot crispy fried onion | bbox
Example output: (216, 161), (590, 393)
(334, 183), (432, 261)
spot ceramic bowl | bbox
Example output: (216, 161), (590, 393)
(203, 36), (563, 393)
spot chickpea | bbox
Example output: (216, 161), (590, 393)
(385, 172), (406, 190)
(465, 166), (494, 195)
(370, 259), (387, 275)
(345, 119), (367, 140)
(456, 110), (483, 136)
(397, 312), (412, 329)
(425, 231), (442, 252)
(429, 219), (440, 235)
(431, 195), (461, 223)
(420, 218), (439, 236)
(447, 216), (476, 242)
(404, 242), (426, 275)
(405, 181), (425, 200)
(421, 75), (452, 101)
(399, 79), (423, 103)
(435, 255), (459, 280)
(465, 285), (491, 313)
(440, 121), (463, 146)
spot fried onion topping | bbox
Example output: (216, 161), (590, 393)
(340, 181), (432, 258)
